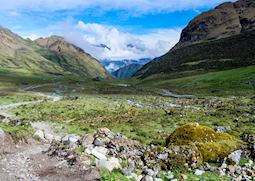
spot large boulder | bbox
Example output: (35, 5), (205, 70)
(166, 123), (243, 163)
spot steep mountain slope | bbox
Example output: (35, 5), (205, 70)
(35, 36), (109, 78)
(135, 0), (255, 78)
(0, 27), (109, 80)
(112, 64), (143, 79)
(0, 28), (64, 74)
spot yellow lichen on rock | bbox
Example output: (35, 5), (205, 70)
(166, 123), (243, 163)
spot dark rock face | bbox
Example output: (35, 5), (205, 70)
(174, 0), (255, 49)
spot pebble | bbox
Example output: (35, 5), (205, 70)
(194, 169), (204, 176)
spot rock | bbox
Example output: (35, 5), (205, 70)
(219, 169), (226, 177)
(194, 169), (204, 176)
(246, 169), (255, 177)
(81, 134), (94, 147)
(1, 118), (10, 124)
(157, 153), (168, 160)
(0, 128), (5, 139)
(214, 126), (231, 133)
(180, 174), (188, 180)
(228, 165), (236, 174)
(141, 175), (153, 181)
(61, 134), (80, 145)
(145, 169), (155, 177)
(93, 137), (110, 146)
(79, 156), (92, 170)
(97, 157), (121, 171)
(93, 146), (109, 155)
(33, 130), (44, 140)
(44, 132), (54, 142)
(166, 123), (243, 164)
(85, 146), (108, 158)
(97, 128), (115, 139)
(228, 150), (242, 165)
(54, 135), (62, 142)
(121, 168), (132, 176)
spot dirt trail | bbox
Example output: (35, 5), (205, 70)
(0, 84), (100, 180)
(0, 141), (99, 181)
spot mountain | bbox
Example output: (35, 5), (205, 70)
(112, 64), (143, 79)
(101, 58), (151, 73)
(0, 28), (64, 75)
(135, 0), (255, 78)
(0, 28), (109, 79)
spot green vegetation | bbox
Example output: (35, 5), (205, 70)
(136, 30), (255, 78)
(166, 123), (243, 163)
(136, 66), (255, 96)
(100, 169), (135, 181)
(0, 122), (33, 142)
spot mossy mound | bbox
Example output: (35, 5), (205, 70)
(166, 123), (243, 163)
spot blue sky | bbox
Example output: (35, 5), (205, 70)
(0, 0), (233, 60)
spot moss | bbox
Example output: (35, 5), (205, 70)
(166, 123), (243, 163)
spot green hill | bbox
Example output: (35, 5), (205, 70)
(0, 28), (109, 80)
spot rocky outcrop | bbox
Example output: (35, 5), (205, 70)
(174, 0), (255, 49)
(44, 125), (255, 180)
(135, 0), (255, 78)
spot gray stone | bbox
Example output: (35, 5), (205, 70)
(81, 134), (94, 147)
(141, 175), (153, 181)
(228, 150), (242, 165)
(121, 168), (132, 176)
(0, 128), (5, 139)
(228, 165), (236, 174)
(61, 134), (80, 145)
(86, 147), (107, 160)
(33, 130), (44, 140)
(145, 169), (155, 176)
(93, 137), (110, 146)
(194, 169), (204, 176)
(44, 132), (54, 142)
(214, 126), (231, 133)
(157, 153), (168, 160)
(97, 157), (121, 171)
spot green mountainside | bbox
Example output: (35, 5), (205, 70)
(0, 28), (109, 80)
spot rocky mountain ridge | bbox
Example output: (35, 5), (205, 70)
(135, 0), (255, 78)
(174, 0), (255, 49)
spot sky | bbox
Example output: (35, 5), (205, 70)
(0, 0), (233, 61)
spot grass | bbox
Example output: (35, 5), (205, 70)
(9, 93), (255, 145)
(135, 66), (255, 96)
(0, 122), (33, 142)
(100, 169), (135, 181)
(0, 65), (254, 180)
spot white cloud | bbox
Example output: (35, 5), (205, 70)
(64, 21), (181, 60)
(0, 0), (235, 14)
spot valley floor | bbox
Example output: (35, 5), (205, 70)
(0, 69), (254, 180)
